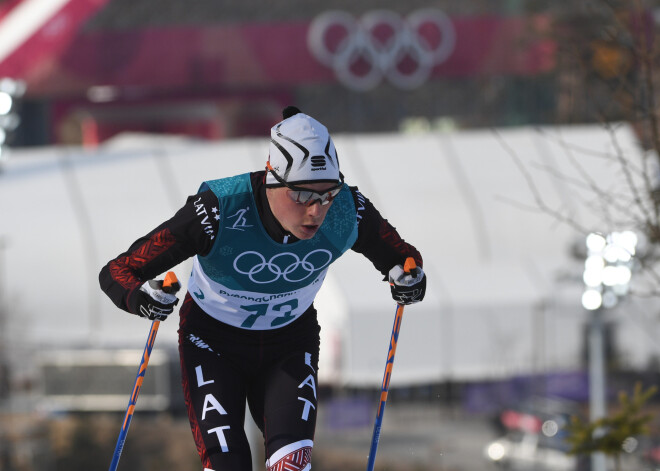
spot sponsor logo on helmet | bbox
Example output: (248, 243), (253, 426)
(310, 155), (326, 171)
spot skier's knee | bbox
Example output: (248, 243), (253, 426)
(266, 439), (313, 471)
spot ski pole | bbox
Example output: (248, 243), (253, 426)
(366, 257), (417, 471)
(109, 271), (180, 471)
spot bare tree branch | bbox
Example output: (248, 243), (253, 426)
(492, 128), (591, 235)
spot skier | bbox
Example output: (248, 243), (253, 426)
(99, 106), (426, 471)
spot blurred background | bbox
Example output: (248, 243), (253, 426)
(2, 0), (660, 470)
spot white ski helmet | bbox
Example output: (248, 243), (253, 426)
(266, 107), (340, 186)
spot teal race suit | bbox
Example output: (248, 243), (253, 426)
(188, 173), (357, 330)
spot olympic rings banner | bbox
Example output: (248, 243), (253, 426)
(5, 9), (556, 96)
(308, 9), (457, 91)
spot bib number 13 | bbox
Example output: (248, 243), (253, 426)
(240, 299), (299, 328)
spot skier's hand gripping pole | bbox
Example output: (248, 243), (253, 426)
(367, 258), (416, 471)
(130, 271), (181, 321)
(388, 257), (426, 305)
(109, 271), (180, 471)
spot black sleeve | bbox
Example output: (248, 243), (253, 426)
(98, 190), (220, 313)
(349, 187), (423, 277)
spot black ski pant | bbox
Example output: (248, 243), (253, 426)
(177, 294), (320, 470)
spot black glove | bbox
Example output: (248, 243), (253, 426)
(128, 278), (180, 321)
(389, 264), (426, 305)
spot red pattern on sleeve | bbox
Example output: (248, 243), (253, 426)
(108, 228), (177, 289)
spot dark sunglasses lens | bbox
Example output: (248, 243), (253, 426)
(288, 190), (313, 205)
(297, 191), (314, 204)
(287, 184), (342, 206)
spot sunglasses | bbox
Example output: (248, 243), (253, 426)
(266, 162), (344, 206)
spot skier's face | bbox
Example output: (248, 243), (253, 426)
(266, 182), (335, 239)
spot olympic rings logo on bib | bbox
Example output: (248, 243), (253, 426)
(307, 9), (456, 91)
(233, 249), (334, 284)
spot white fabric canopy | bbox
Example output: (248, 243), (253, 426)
(2, 124), (658, 386)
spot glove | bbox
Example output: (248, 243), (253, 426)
(129, 278), (180, 321)
(389, 263), (426, 305)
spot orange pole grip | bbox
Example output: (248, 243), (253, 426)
(162, 271), (180, 293)
(403, 257), (417, 274)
